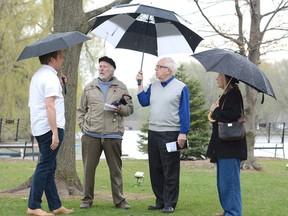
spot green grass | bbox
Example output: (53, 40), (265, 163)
(0, 158), (288, 215)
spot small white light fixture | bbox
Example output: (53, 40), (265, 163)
(134, 171), (144, 186)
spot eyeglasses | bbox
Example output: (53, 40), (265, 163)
(155, 64), (169, 70)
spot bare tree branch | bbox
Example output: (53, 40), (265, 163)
(193, 0), (241, 44)
(261, 0), (288, 18)
(235, 0), (246, 54)
(261, 0), (288, 35)
(85, 0), (132, 32)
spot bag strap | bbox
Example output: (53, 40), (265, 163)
(238, 90), (244, 115)
(216, 78), (233, 105)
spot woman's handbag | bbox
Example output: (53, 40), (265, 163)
(218, 91), (245, 141)
(218, 114), (245, 141)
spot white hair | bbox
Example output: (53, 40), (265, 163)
(161, 57), (177, 73)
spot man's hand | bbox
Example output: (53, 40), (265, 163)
(59, 74), (67, 86)
(177, 134), (187, 148)
(136, 71), (143, 85)
(50, 132), (59, 150)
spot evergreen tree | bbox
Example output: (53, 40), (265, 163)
(137, 120), (149, 153)
(137, 64), (211, 160)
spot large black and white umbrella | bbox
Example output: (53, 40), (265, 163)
(17, 31), (91, 61)
(91, 3), (203, 69)
(192, 48), (276, 99)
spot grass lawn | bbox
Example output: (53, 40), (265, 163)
(0, 157), (288, 216)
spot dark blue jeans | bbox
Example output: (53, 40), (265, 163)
(217, 158), (242, 216)
(28, 129), (64, 211)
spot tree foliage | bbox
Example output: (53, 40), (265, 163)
(256, 59), (288, 122)
(0, 0), (52, 120)
(137, 120), (149, 153)
(178, 66), (211, 159)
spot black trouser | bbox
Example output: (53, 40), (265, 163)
(148, 130), (180, 208)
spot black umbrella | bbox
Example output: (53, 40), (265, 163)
(192, 48), (276, 99)
(17, 31), (91, 61)
(91, 3), (203, 70)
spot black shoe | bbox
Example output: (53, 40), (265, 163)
(148, 204), (164, 210)
(162, 206), (174, 213)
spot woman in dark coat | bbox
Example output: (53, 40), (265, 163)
(207, 74), (247, 216)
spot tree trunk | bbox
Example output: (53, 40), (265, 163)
(241, 0), (264, 170)
(53, 0), (86, 196)
(52, 0), (132, 196)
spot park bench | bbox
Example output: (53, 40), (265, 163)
(254, 122), (285, 159)
(0, 117), (35, 160)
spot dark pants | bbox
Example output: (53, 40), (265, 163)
(28, 129), (63, 211)
(148, 130), (180, 208)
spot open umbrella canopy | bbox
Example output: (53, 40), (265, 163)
(192, 48), (276, 99)
(91, 3), (203, 57)
(17, 31), (91, 61)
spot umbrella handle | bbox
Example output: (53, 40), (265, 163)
(137, 52), (145, 85)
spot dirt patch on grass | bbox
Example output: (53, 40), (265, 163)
(0, 189), (154, 202)
(0, 156), (35, 163)
(181, 159), (212, 167)
(0, 187), (154, 202)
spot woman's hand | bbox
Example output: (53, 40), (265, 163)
(210, 101), (219, 112)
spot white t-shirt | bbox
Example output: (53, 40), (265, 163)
(28, 65), (65, 136)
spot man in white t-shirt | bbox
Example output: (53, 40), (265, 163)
(27, 50), (73, 216)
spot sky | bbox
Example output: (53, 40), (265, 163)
(85, 0), (287, 89)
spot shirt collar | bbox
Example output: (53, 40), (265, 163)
(161, 75), (174, 87)
(97, 77), (114, 84)
(41, 64), (58, 75)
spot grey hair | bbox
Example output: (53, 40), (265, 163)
(162, 57), (177, 74)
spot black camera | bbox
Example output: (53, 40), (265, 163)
(111, 94), (132, 106)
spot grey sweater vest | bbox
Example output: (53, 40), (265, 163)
(149, 79), (185, 132)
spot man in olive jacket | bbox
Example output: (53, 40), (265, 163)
(77, 56), (133, 210)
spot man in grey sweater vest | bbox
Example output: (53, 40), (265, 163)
(136, 57), (190, 213)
